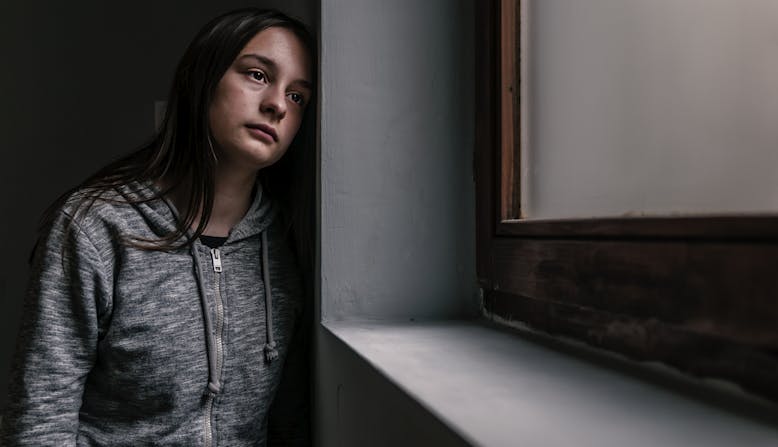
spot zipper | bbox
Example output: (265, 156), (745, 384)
(204, 392), (214, 447)
(205, 248), (225, 447)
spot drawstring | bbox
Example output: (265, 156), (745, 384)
(190, 243), (221, 394)
(261, 231), (278, 362)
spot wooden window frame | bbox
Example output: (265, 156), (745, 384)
(475, 0), (778, 402)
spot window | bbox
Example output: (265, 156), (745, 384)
(476, 0), (778, 402)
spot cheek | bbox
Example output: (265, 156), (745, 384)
(209, 94), (247, 138)
(212, 79), (249, 117)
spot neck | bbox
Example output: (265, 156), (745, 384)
(164, 164), (257, 238)
(206, 165), (257, 237)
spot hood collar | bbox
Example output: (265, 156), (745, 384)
(114, 179), (277, 247)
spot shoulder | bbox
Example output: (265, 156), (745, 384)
(43, 180), (177, 260)
(60, 180), (160, 222)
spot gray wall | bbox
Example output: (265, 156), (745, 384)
(316, 0), (476, 444)
(319, 0), (477, 322)
(0, 0), (312, 410)
(523, 0), (778, 219)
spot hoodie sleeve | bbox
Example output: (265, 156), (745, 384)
(1, 209), (112, 446)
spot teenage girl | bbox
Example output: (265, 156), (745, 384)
(1, 8), (314, 446)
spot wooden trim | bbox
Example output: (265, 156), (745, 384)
(484, 289), (778, 401)
(484, 235), (778, 401)
(496, 215), (778, 240)
(475, 0), (498, 289)
(490, 237), (778, 345)
(499, 0), (520, 220)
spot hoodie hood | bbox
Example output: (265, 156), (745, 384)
(112, 179), (278, 246)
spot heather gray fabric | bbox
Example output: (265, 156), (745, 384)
(1, 180), (308, 446)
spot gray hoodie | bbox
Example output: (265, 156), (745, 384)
(1, 180), (308, 446)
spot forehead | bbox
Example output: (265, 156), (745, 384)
(238, 27), (312, 81)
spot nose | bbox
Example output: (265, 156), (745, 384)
(260, 86), (287, 121)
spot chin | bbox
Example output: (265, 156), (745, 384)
(218, 139), (288, 171)
(251, 151), (288, 170)
(239, 143), (280, 167)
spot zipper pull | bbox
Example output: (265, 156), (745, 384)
(210, 248), (223, 273)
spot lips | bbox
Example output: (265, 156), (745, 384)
(246, 123), (278, 143)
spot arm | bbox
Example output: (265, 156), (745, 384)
(1, 210), (111, 446)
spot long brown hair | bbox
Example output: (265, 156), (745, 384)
(36, 8), (316, 278)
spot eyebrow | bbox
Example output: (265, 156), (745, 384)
(239, 54), (313, 90)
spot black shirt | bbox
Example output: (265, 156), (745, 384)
(200, 235), (228, 249)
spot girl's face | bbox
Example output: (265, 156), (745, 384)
(208, 27), (312, 172)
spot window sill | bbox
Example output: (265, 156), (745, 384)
(322, 319), (778, 446)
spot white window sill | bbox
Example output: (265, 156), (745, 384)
(322, 319), (778, 447)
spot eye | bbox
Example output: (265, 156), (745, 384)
(249, 70), (267, 83)
(288, 92), (306, 106)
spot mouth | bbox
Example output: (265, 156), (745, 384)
(246, 123), (278, 143)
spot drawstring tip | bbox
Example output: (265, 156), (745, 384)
(264, 342), (279, 362)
